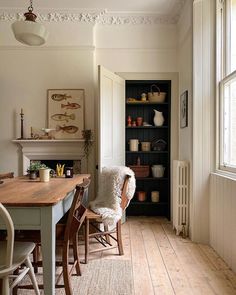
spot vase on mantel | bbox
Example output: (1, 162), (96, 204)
(153, 109), (164, 126)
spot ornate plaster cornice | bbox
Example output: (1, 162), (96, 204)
(0, 0), (187, 25)
(97, 14), (176, 25)
(0, 10), (106, 24)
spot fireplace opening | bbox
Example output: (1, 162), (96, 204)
(30, 160), (81, 175)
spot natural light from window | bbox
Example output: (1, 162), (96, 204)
(219, 0), (236, 172)
(231, 0), (236, 72)
(223, 76), (236, 167)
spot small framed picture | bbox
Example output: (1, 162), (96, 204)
(180, 90), (188, 128)
(47, 89), (85, 139)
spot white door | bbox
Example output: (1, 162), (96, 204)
(98, 65), (125, 170)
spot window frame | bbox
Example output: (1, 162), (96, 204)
(219, 69), (236, 172)
(217, 0), (236, 173)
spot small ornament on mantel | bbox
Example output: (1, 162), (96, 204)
(40, 128), (56, 140)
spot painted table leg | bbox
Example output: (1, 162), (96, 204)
(41, 207), (56, 295)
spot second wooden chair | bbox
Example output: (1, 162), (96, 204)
(84, 175), (130, 263)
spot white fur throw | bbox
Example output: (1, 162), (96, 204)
(89, 166), (136, 226)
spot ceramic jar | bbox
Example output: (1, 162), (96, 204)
(153, 109), (164, 126)
(141, 93), (147, 101)
(151, 165), (165, 178)
(136, 191), (146, 202)
(151, 191), (160, 202)
(39, 168), (51, 182)
(141, 142), (151, 151)
(129, 139), (139, 151)
(29, 170), (37, 180)
(136, 117), (143, 126)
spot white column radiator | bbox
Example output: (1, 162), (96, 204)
(173, 160), (189, 236)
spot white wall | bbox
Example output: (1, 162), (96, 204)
(0, 47), (95, 169)
(178, 1), (193, 161)
(95, 24), (178, 72)
(210, 173), (236, 272)
(0, 20), (94, 47)
(0, 21), (96, 199)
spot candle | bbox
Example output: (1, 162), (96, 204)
(21, 108), (23, 114)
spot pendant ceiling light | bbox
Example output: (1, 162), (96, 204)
(12, 0), (49, 46)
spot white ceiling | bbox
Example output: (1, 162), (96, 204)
(0, 0), (185, 15)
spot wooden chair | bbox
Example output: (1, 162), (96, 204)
(15, 177), (90, 295)
(84, 175), (130, 263)
(0, 172), (14, 241)
(0, 203), (40, 295)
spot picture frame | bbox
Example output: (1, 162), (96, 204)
(180, 90), (188, 128)
(47, 89), (85, 139)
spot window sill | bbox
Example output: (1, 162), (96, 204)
(211, 170), (236, 181)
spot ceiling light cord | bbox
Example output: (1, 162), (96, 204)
(28, 0), (33, 13)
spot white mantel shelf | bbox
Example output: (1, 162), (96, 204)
(12, 139), (85, 143)
(12, 139), (86, 175)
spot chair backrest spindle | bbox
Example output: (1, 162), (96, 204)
(64, 178), (90, 242)
(120, 175), (131, 210)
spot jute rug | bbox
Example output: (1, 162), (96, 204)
(18, 259), (134, 295)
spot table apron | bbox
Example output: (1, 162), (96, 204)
(0, 190), (74, 230)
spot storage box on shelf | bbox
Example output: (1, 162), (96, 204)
(125, 80), (171, 218)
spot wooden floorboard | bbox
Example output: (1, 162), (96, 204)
(78, 216), (236, 295)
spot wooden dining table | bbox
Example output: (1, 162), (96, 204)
(0, 174), (90, 295)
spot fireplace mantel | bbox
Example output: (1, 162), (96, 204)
(12, 139), (86, 175)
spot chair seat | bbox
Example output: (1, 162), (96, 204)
(85, 209), (101, 220)
(0, 241), (35, 275)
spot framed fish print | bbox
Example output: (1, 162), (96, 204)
(47, 89), (85, 139)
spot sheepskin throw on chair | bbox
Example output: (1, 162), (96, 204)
(89, 166), (136, 226)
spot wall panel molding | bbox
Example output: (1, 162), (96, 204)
(0, 45), (95, 51)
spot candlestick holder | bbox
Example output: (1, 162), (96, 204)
(20, 110), (24, 139)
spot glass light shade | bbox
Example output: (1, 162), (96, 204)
(12, 20), (49, 46)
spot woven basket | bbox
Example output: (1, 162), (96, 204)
(129, 165), (149, 178)
(148, 84), (166, 103)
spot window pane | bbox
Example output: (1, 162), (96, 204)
(231, 0), (236, 72)
(223, 75), (236, 167)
